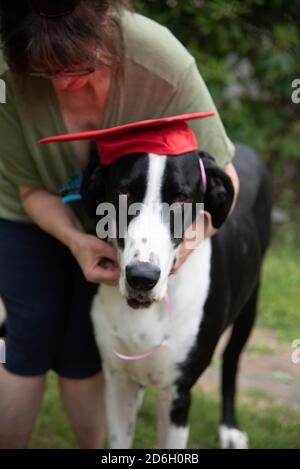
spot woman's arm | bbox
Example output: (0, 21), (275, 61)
(226, 162), (240, 216)
(20, 186), (120, 285)
(203, 162), (240, 238)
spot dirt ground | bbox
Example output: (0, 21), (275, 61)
(1, 297), (299, 408)
(199, 328), (300, 408)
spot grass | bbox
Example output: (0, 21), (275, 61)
(30, 373), (300, 449)
(257, 211), (300, 343)
(29, 211), (300, 449)
(30, 373), (77, 449)
(135, 388), (300, 449)
(246, 341), (276, 356)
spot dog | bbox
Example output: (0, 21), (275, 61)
(81, 142), (272, 449)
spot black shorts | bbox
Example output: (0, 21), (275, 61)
(0, 219), (101, 378)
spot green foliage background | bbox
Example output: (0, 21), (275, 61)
(131, 0), (300, 205)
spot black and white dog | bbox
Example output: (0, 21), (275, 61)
(81, 143), (272, 449)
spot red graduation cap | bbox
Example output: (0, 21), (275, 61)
(39, 112), (215, 165)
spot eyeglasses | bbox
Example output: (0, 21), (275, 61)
(31, 0), (80, 18)
(29, 67), (96, 79)
(29, 48), (99, 79)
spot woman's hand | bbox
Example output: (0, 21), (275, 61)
(171, 211), (215, 274)
(19, 186), (120, 285)
(69, 232), (120, 285)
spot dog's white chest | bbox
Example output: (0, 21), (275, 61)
(91, 240), (212, 388)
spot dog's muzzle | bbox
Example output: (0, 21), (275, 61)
(125, 261), (161, 309)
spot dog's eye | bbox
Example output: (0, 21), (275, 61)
(175, 194), (188, 205)
(119, 188), (130, 198)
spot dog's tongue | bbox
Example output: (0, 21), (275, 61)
(135, 295), (147, 303)
(128, 294), (148, 304)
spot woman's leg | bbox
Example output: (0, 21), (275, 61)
(0, 219), (105, 448)
(58, 373), (106, 449)
(54, 255), (105, 449)
(0, 366), (46, 449)
(0, 220), (71, 448)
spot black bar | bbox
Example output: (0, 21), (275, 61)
(0, 449), (298, 466)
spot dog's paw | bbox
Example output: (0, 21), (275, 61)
(219, 425), (249, 449)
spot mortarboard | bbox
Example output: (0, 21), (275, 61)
(39, 112), (215, 165)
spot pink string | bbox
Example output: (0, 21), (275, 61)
(113, 294), (172, 361)
(113, 345), (162, 362)
(164, 293), (172, 319)
(199, 158), (207, 193)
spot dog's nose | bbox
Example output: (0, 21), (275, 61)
(126, 262), (161, 291)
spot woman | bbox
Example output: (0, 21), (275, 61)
(0, 0), (239, 448)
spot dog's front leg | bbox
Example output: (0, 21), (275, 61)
(104, 369), (144, 449)
(158, 388), (190, 449)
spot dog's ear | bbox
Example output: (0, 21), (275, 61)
(199, 151), (234, 229)
(81, 143), (106, 219)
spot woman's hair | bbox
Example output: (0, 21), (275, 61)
(0, 0), (132, 75)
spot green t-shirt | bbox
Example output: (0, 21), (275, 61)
(0, 11), (235, 231)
